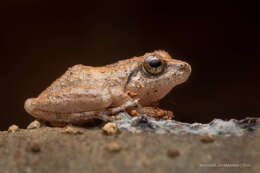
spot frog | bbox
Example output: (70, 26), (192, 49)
(24, 50), (191, 125)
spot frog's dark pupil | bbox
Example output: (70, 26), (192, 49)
(149, 59), (161, 68)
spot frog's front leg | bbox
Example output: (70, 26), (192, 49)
(107, 88), (175, 120)
(106, 86), (141, 113)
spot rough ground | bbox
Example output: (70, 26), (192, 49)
(0, 126), (259, 173)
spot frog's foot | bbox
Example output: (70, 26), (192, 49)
(128, 106), (174, 120)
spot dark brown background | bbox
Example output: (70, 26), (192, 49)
(1, 1), (260, 130)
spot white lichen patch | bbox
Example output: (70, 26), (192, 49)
(115, 113), (260, 136)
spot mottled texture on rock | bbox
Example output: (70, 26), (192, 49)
(63, 126), (84, 135)
(167, 148), (180, 158)
(201, 133), (215, 143)
(106, 142), (121, 153)
(0, 127), (259, 173)
(30, 142), (41, 153)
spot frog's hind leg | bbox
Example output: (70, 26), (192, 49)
(53, 99), (140, 124)
(26, 109), (116, 126)
(24, 86), (113, 124)
(24, 85), (140, 125)
(62, 110), (116, 123)
(68, 99), (140, 124)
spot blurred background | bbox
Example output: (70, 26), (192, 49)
(1, 0), (260, 130)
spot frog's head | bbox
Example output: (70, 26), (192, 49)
(126, 50), (191, 106)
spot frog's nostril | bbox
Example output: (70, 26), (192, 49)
(173, 62), (192, 75)
(175, 62), (186, 70)
(179, 63), (185, 69)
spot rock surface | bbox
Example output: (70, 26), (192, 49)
(0, 126), (259, 173)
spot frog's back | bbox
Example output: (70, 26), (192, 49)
(39, 57), (140, 97)
(39, 64), (113, 97)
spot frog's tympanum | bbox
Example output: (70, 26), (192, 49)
(25, 50), (191, 125)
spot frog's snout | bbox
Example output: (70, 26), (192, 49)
(175, 61), (191, 73)
(169, 60), (192, 84)
(172, 61), (192, 77)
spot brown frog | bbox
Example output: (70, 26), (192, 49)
(24, 50), (191, 125)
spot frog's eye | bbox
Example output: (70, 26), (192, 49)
(143, 55), (165, 75)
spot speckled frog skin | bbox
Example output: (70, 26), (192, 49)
(24, 50), (191, 124)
